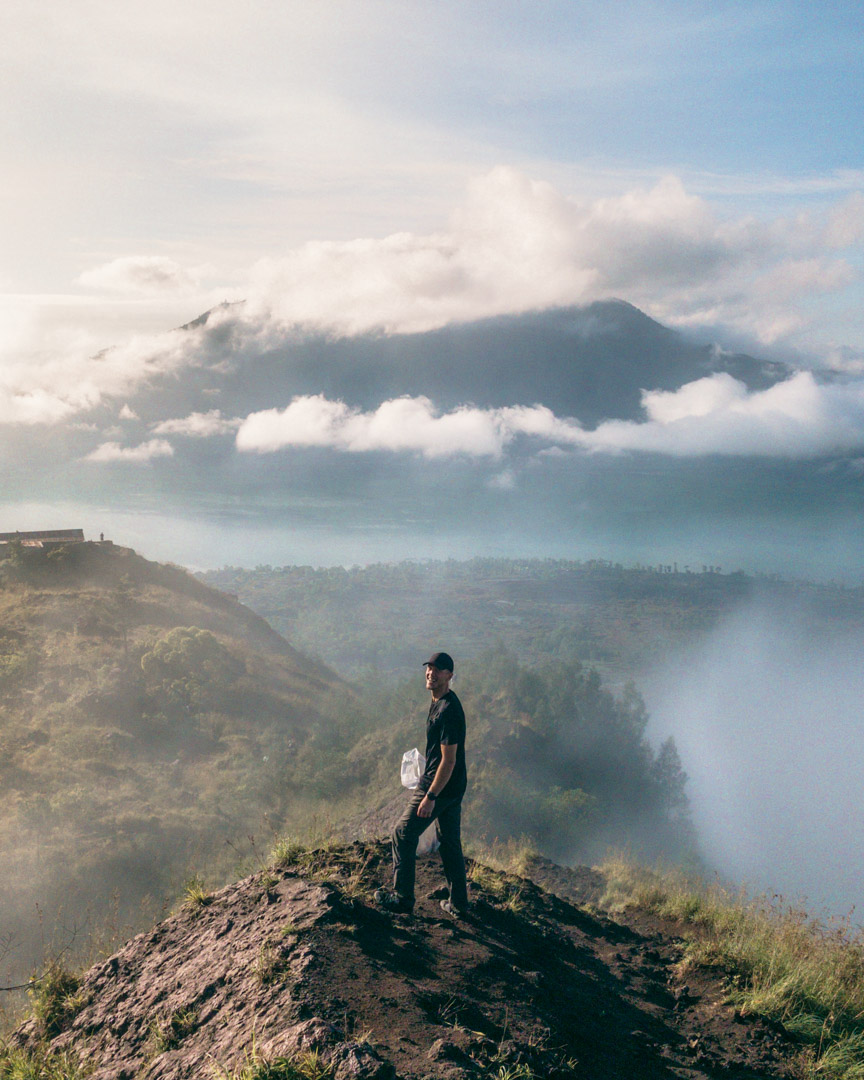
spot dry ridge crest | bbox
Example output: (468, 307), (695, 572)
(8, 841), (795, 1080)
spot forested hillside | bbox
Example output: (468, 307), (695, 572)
(200, 557), (864, 680)
(1, 545), (698, 1000)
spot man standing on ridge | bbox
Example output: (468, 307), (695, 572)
(375, 651), (469, 917)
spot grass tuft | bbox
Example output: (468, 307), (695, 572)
(28, 963), (88, 1039)
(148, 1007), (198, 1053)
(269, 837), (307, 870)
(467, 862), (526, 912)
(182, 876), (213, 910)
(252, 941), (293, 986)
(210, 1041), (334, 1080)
(0, 1043), (89, 1079)
(600, 855), (864, 1080)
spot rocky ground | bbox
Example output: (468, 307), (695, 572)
(9, 841), (798, 1079)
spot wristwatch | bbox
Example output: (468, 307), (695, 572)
(425, 790), (437, 800)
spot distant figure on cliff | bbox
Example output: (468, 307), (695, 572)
(376, 651), (469, 917)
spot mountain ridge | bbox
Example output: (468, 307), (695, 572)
(156, 299), (792, 427)
(6, 840), (795, 1080)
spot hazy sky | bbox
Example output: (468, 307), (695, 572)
(3, 0), (864, 364)
(3, 1), (864, 578)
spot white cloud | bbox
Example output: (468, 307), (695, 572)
(228, 168), (863, 350)
(237, 395), (518, 458)
(78, 256), (198, 295)
(152, 409), (240, 437)
(0, 322), (206, 425)
(576, 372), (864, 457)
(83, 438), (174, 464)
(3, 169), (864, 432)
(235, 374), (864, 462)
(119, 403), (138, 420)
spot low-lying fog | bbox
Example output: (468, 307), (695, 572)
(642, 598), (864, 921)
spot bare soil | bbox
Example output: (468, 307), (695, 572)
(10, 841), (798, 1079)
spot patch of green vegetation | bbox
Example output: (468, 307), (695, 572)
(269, 837), (306, 870)
(493, 1066), (536, 1080)
(600, 856), (864, 1080)
(0, 1043), (89, 1079)
(0, 542), (347, 994)
(148, 1007), (198, 1053)
(210, 1043), (334, 1080)
(28, 964), (88, 1039)
(467, 863), (526, 913)
(182, 876), (213, 911)
(268, 837), (376, 901)
(201, 556), (845, 683)
(251, 942), (292, 986)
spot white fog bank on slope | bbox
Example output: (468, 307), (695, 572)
(642, 600), (864, 918)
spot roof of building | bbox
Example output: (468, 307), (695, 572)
(0, 529), (85, 544)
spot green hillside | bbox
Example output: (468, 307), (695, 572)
(200, 557), (864, 681)
(0, 541), (341, 989)
(1, 544), (703, 1002)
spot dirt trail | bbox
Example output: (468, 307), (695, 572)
(10, 842), (795, 1078)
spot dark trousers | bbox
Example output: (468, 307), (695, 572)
(392, 788), (468, 909)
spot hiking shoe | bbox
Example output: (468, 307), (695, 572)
(374, 888), (414, 914)
(440, 899), (469, 918)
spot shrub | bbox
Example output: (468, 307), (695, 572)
(28, 963), (87, 1038)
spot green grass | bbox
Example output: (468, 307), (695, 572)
(493, 1066), (536, 1080)
(181, 876), (213, 911)
(269, 837), (307, 869)
(267, 837), (376, 901)
(148, 1007), (198, 1053)
(27, 965), (88, 1040)
(210, 1043), (334, 1080)
(251, 942), (293, 986)
(0, 1044), (89, 1079)
(600, 856), (864, 1080)
(467, 860), (527, 912)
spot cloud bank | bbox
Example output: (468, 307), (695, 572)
(3, 169), (864, 462)
(0, 324), (204, 425)
(231, 168), (864, 348)
(234, 372), (864, 461)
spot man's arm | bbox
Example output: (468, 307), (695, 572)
(417, 743), (457, 818)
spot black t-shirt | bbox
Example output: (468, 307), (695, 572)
(422, 689), (467, 799)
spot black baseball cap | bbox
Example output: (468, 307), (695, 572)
(423, 651), (454, 672)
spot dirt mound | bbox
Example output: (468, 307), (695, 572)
(9, 842), (796, 1078)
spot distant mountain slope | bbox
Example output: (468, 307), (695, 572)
(6, 841), (795, 1079)
(135, 299), (791, 427)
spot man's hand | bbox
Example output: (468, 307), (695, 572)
(417, 745), (457, 819)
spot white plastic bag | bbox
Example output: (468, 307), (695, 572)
(401, 748), (425, 789)
(400, 748), (439, 854)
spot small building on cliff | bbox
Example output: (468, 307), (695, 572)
(0, 528), (86, 549)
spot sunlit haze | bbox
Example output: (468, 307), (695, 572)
(4, 1), (864, 920)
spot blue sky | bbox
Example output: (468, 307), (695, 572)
(2, 1), (863, 356)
